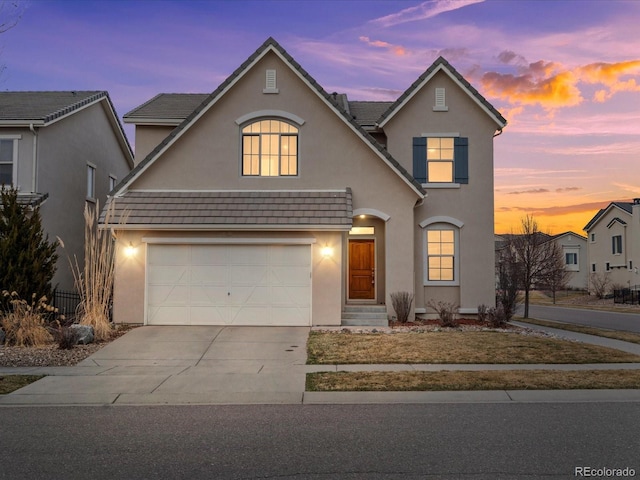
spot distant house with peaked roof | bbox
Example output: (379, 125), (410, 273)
(105, 37), (507, 327)
(0, 91), (134, 292)
(584, 199), (640, 292)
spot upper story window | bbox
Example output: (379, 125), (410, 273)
(427, 138), (454, 182)
(0, 139), (16, 186)
(612, 235), (622, 254)
(109, 175), (117, 191)
(412, 136), (468, 185)
(565, 252), (578, 265)
(242, 120), (298, 176)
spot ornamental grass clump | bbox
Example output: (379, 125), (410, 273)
(68, 202), (125, 342)
(0, 291), (54, 347)
(390, 291), (414, 323)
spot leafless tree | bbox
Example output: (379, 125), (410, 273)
(495, 239), (521, 321)
(590, 272), (611, 299)
(507, 215), (566, 318)
(540, 240), (571, 304)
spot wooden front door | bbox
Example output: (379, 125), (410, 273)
(348, 239), (375, 300)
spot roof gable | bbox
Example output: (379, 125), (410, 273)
(0, 91), (134, 168)
(114, 37), (425, 198)
(377, 57), (506, 129)
(583, 202), (633, 231)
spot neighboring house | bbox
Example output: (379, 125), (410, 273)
(584, 199), (640, 292)
(104, 37), (506, 327)
(548, 232), (588, 290)
(0, 91), (134, 291)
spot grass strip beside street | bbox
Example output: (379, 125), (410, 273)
(306, 370), (640, 391)
(307, 331), (640, 365)
(520, 318), (640, 345)
(0, 375), (44, 394)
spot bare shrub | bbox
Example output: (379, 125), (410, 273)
(477, 304), (489, 323)
(390, 291), (414, 323)
(486, 304), (508, 328)
(427, 300), (459, 327)
(0, 291), (54, 347)
(590, 272), (611, 299)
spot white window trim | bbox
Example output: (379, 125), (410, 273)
(0, 136), (20, 187)
(109, 174), (117, 191)
(86, 163), (96, 201)
(421, 217), (463, 286)
(239, 118), (301, 178)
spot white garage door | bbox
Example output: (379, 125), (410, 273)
(146, 244), (311, 326)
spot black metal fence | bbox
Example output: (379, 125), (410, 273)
(613, 287), (640, 305)
(52, 290), (81, 320)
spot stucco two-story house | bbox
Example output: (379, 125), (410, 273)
(584, 199), (640, 292)
(549, 232), (588, 290)
(104, 38), (506, 326)
(0, 91), (134, 291)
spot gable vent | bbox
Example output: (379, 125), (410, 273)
(263, 69), (279, 94)
(433, 87), (448, 111)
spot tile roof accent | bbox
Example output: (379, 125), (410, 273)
(377, 56), (507, 128)
(123, 93), (209, 124)
(583, 201), (633, 231)
(114, 37), (425, 198)
(103, 189), (353, 230)
(0, 91), (105, 123)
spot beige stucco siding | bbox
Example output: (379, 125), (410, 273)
(112, 230), (344, 325)
(382, 70), (499, 313)
(118, 51), (420, 321)
(37, 103), (132, 290)
(133, 125), (175, 164)
(586, 207), (637, 291)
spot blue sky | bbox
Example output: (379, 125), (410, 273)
(1, 0), (639, 233)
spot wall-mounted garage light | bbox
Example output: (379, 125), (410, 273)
(321, 245), (334, 258)
(124, 242), (137, 258)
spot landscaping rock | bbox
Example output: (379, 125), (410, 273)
(69, 324), (94, 345)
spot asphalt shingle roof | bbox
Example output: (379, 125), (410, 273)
(348, 102), (394, 126)
(103, 189), (353, 229)
(0, 91), (107, 123)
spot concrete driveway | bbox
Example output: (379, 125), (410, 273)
(1, 326), (313, 405)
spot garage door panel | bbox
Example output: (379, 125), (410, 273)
(190, 285), (229, 304)
(191, 265), (228, 284)
(191, 245), (229, 264)
(270, 286), (310, 306)
(147, 306), (189, 325)
(232, 245), (268, 264)
(270, 266), (310, 286)
(230, 265), (267, 285)
(190, 306), (228, 325)
(148, 265), (190, 285)
(148, 245), (189, 265)
(147, 244), (311, 326)
(269, 245), (309, 265)
(148, 285), (190, 305)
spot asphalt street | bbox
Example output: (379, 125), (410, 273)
(521, 304), (640, 333)
(1, 403), (639, 479)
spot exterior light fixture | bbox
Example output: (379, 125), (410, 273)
(124, 242), (137, 257)
(321, 246), (333, 257)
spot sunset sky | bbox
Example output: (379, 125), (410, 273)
(1, 0), (638, 235)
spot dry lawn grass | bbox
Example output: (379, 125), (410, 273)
(307, 331), (640, 364)
(306, 370), (640, 391)
(0, 375), (44, 394)
(520, 319), (640, 345)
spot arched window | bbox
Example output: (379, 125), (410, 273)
(420, 217), (463, 286)
(242, 120), (298, 176)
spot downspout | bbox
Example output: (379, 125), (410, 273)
(29, 123), (38, 193)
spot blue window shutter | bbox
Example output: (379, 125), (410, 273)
(413, 137), (427, 183)
(454, 137), (469, 184)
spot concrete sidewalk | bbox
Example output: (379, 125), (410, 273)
(1, 323), (640, 406)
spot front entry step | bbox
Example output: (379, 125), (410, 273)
(341, 305), (388, 327)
